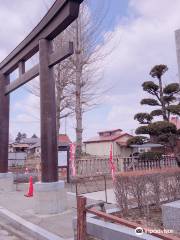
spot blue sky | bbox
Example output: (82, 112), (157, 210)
(0, 0), (180, 141)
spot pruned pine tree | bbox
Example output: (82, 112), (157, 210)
(128, 65), (180, 155)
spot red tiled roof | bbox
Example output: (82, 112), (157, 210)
(84, 133), (132, 143)
(58, 134), (71, 144)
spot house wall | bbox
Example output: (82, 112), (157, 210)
(85, 142), (112, 156)
(114, 145), (132, 157)
(85, 137), (133, 157)
(35, 147), (41, 155)
(8, 146), (13, 153)
(115, 135), (133, 157)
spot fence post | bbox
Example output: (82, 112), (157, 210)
(104, 175), (108, 203)
(77, 196), (87, 240)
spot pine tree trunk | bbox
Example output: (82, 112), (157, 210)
(158, 77), (168, 121)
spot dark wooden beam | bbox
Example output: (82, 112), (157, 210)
(5, 42), (73, 95)
(0, 0), (83, 74)
(18, 62), (25, 77)
(39, 39), (58, 182)
(49, 41), (73, 67)
(5, 64), (39, 95)
(0, 73), (9, 173)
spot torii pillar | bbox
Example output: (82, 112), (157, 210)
(0, 74), (13, 191)
(34, 39), (66, 214)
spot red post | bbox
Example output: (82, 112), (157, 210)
(77, 196), (87, 240)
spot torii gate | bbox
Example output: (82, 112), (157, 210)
(0, 0), (83, 213)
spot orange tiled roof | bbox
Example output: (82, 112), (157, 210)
(58, 134), (71, 144)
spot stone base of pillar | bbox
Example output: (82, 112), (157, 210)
(0, 172), (14, 192)
(34, 181), (67, 215)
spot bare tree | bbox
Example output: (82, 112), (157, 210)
(26, 32), (74, 136)
(53, 34), (74, 135)
(65, 1), (113, 157)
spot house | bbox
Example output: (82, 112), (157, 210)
(28, 134), (72, 156)
(26, 134), (72, 170)
(28, 140), (41, 156)
(8, 137), (40, 167)
(130, 143), (164, 155)
(9, 137), (40, 153)
(9, 143), (29, 153)
(19, 137), (40, 145)
(8, 143), (29, 166)
(84, 129), (133, 157)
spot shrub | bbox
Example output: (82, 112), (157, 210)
(139, 151), (162, 161)
(114, 168), (180, 217)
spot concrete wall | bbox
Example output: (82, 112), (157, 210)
(162, 200), (180, 233)
(73, 215), (160, 240)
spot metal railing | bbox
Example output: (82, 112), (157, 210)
(71, 175), (111, 203)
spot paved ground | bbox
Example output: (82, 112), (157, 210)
(0, 189), (76, 239)
(84, 189), (116, 204)
(0, 183), (116, 239)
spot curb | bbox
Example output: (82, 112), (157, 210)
(0, 206), (72, 240)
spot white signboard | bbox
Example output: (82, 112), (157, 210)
(58, 151), (67, 167)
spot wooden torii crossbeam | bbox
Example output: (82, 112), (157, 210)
(0, 0), (83, 182)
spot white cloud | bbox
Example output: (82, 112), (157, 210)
(10, 93), (40, 139)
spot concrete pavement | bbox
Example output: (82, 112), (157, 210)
(0, 187), (76, 239)
(0, 183), (116, 240)
(0, 224), (21, 240)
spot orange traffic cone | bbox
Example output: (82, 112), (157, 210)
(25, 176), (33, 197)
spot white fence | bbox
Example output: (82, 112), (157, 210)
(75, 155), (178, 177)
